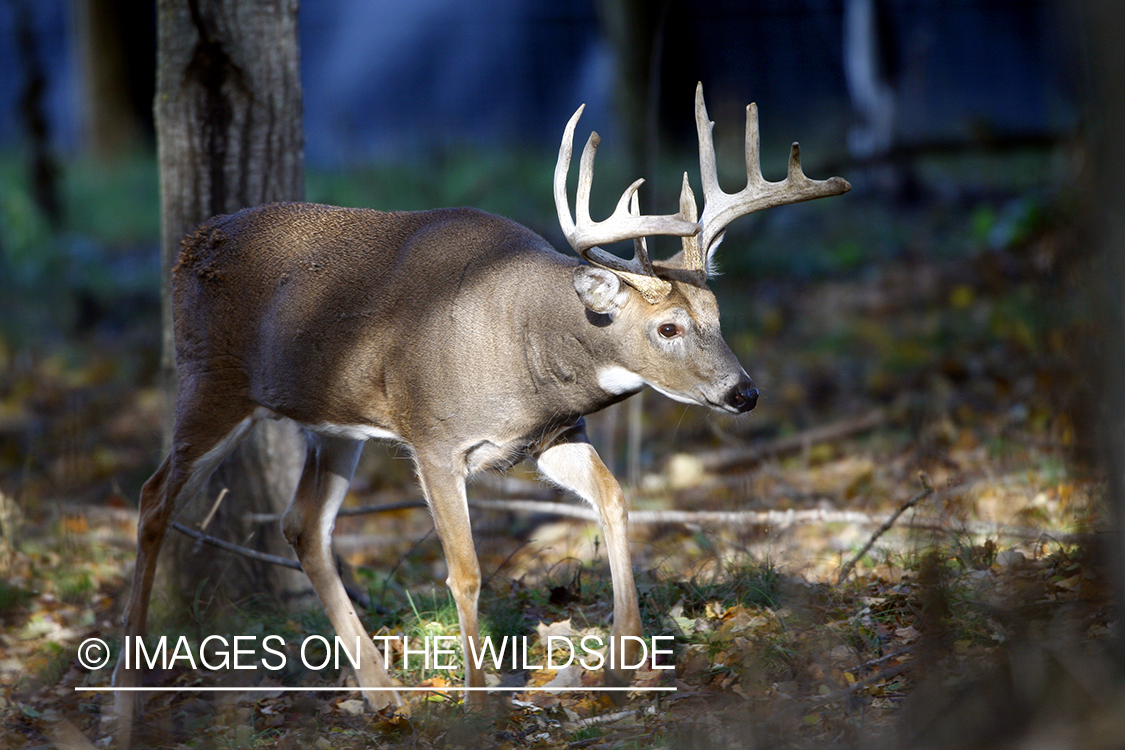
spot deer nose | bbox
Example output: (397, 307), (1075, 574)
(729, 385), (758, 412)
(727, 382), (759, 413)
(724, 384), (760, 413)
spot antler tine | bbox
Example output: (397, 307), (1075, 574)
(554, 104), (584, 242)
(554, 103), (702, 303)
(678, 172), (705, 273)
(693, 82), (851, 262)
(628, 190), (657, 277)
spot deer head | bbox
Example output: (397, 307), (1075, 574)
(554, 82), (850, 413)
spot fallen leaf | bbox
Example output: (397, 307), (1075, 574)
(895, 625), (921, 643)
(336, 699), (365, 716)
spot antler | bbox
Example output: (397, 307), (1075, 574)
(554, 104), (701, 303)
(685, 82), (851, 271)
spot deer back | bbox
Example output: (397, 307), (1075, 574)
(172, 201), (615, 462)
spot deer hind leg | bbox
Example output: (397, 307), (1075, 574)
(113, 402), (258, 727)
(281, 433), (402, 710)
(414, 458), (486, 708)
(535, 425), (642, 690)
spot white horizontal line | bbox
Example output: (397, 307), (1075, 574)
(76, 686), (676, 693)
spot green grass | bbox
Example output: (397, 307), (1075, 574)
(670, 556), (781, 616)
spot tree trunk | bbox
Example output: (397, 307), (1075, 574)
(843, 0), (896, 160)
(77, 0), (155, 157)
(12, 0), (62, 225)
(155, 0), (310, 615)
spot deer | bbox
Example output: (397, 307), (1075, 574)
(113, 83), (849, 721)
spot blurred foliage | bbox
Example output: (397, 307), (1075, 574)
(0, 151), (161, 358)
(0, 141), (1074, 354)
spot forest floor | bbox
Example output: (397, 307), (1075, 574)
(1, 155), (1121, 749)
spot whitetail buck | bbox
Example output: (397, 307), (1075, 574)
(114, 83), (848, 718)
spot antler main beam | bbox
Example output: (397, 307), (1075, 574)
(554, 104), (700, 303)
(692, 82), (851, 267)
(555, 86), (851, 295)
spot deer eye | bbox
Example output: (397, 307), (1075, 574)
(658, 323), (683, 339)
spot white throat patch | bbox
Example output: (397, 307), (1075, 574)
(596, 366), (647, 395)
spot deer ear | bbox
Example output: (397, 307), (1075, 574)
(573, 266), (625, 316)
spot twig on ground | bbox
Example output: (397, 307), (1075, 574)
(858, 647), (914, 671)
(190, 487), (229, 554)
(811, 661), (912, 706)
(837, 474), (935, 585)
(243, 498), (882, 527)
(198, 487), (229, 531)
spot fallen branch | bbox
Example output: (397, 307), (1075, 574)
(857, 647), (914, 671)
(170, 479), (1075, 588)
(170, 521), (376, 609)
(243, 498), (425, 524)
(244, 496), (886, 528)
(837, 475), (935, 585)
(240, 494), (1074, 543)
(566, 703), (657, 730)
(172, 522), (301, 569)
(472, 498), (880, 528)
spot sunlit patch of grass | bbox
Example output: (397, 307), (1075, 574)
(479, 582), (535, 642)
(401, 587), (460, 630)
(54, 569), (94, 605)
(674, 557), (781, 617)
(568, 724), (605, 743)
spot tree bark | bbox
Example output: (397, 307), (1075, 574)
(155, 0), (309, 613)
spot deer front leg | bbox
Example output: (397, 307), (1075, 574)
(535, 426), (642, 689)
(281, 434), (402, 710)
(414, 460), (487, 708)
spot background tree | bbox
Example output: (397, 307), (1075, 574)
(154, 0), (308, 613)
(77, 0), (155, 158)
(10, 0), (61, 228)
